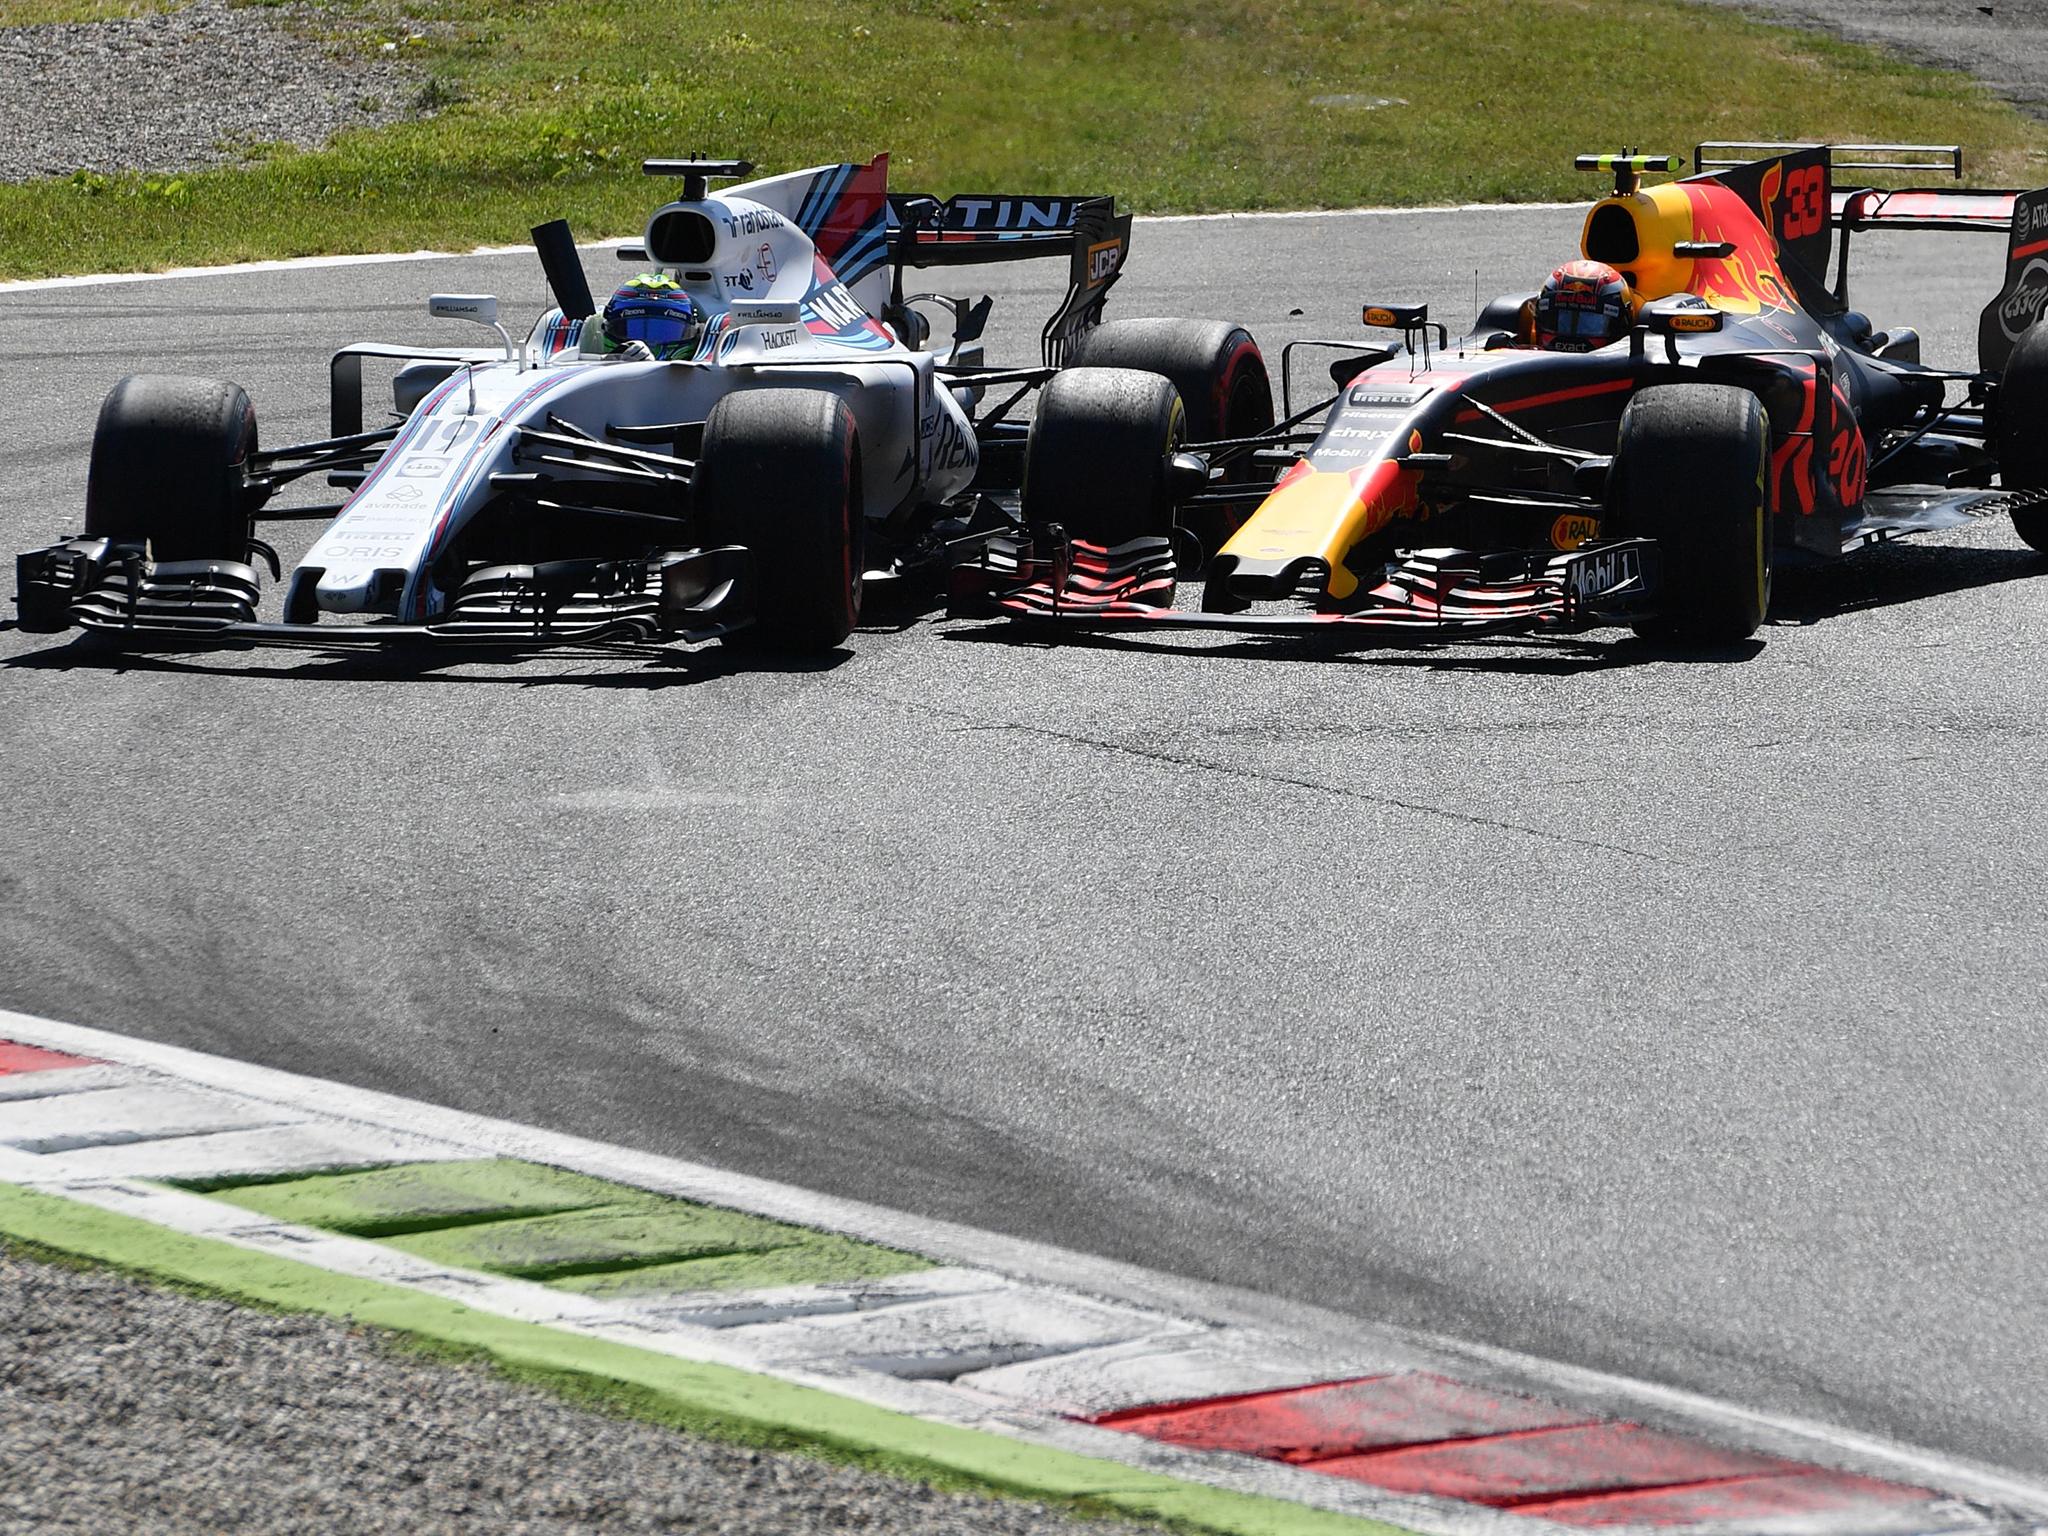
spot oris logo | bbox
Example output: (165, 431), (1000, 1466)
(1999, 256), (2048, 341)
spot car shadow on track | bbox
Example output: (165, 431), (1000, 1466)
(0, 633), (855, 689)
(937, 619), (1763, 674)
(940, 540), (2048, 669)
(1766, 541), (2046, 624)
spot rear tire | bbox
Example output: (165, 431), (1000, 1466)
(1607, 383), (1771, 643)
(1022, 367), (1184, 546)
(1069, 319), (1273, 558)
(696, 389), (862, 654)
(1996, 317), (2048, 551)
(84, 374), (255, 561)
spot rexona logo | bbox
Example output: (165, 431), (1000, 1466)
(1550, 513), (1600, 551)
(2000, 256), (2048, 342)
(1086, 240), (1122, 285)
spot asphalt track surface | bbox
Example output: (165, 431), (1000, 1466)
(4, 208), (2046, 1481)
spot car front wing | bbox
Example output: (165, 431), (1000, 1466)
(947, 533), (1663, 641)
(14, 539), (757, 649)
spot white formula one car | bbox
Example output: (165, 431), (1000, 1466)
(15, 156), (1274, 654)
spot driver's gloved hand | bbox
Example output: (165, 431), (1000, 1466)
(615, 339), (655, 362)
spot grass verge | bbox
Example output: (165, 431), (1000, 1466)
(0, 1182), (1409, 1536)
(3, 0), (2047, 279)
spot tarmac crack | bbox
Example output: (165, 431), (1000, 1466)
(917, 706), (1661, 862)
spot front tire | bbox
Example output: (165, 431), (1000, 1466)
(1069, 319), (1273, 557)
(695, 389), (862, 654)
(1996, 317), (2048, 551)
(1607, 383), (1771, 643)
(1022, 367), (1184, 547)
(83, 374), (256, 561)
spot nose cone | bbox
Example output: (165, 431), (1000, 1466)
(1212, 458), (1416, 604)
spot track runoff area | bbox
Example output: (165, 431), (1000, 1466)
(3, 1011), (2044, 1536)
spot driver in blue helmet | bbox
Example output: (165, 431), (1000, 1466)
(603, 274), (701, 360)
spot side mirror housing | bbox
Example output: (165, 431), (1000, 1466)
(428, 294), (500, 325)
(427, 294), (516, 364)
(1631, 296), (1724, 362)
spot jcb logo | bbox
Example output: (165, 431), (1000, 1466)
(1086, 240), (1122, 284)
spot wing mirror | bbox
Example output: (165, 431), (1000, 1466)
(1632, 296), (1725, 361)
(427, 293), (516, 363)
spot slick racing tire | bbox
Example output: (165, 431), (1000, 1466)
(1022, 366), (1184, 547)
(696, 388), (862, 654)
(83, 375), (256, 561)
(1068, 319), (1274, 559)
(1995, 317), (2048, 552)
(1607, 383), (1771, 644)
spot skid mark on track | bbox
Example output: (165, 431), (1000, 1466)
(910, 704), (1659, 863)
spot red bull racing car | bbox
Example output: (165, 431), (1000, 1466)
(953, 141), (2048, 645)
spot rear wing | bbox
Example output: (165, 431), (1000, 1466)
(886, 192), (1135, 365)
(1696, 140), (2048, 370)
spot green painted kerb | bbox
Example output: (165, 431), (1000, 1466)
(187, 1158), (928, 1296)
(0, 1183), (1408, 1536)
